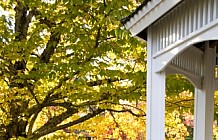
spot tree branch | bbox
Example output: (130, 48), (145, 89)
(103, 102), (145, 114)
(32, 108), (104, 139)
(94, 26), (101, 49)
(106, 108), (146, 117)
(166, 99), (194, 108)
(109, 111), (119, 127)
(173, 99), (194, 104)
(42, 77), (69, 104)
(27, 110), (40, 137)
(86, 77), (121, 86)
(14, 2), (35, 41)
(26, 82), (40, 106)
(103, 0), (106, 7)
(40, 30), (61, 63)
(32, 107), (80, 138)
(45, 94), (109, 108)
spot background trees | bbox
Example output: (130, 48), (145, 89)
(0, 0), (146, 139)
(1, 0), (218, 140)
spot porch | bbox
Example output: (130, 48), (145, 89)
(121, 0), (218, 139)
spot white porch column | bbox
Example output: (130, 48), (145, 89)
(146, 28), (166, 140)
(194, 43), (215, 140)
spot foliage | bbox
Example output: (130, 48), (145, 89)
(80, 102), (146, 140)
(165, 77), (218, 140)
(0, 0), (146, 139)
(1, 0), (218, 139)
(165, 75), (194, 140)
(165, 110), (190, 140)
(53, 102), (147, 140)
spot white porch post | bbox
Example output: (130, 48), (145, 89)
(194, 43), (215, 140)
(147, 28), (166, 140)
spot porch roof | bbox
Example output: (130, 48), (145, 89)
(121, 0), (182, 40)
(120, 0), (151, 25)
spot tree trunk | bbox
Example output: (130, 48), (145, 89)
(4, 101), (29, 139)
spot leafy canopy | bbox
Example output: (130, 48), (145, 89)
(0, 0), (146, 139)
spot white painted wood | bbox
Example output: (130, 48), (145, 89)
(146, 27), (165, 140)
(127, 0), (182, 36)
(188, 0), (193, 34)
(166, 64), (202, 89)
(176, 6), (181, 41)
(166, 16), (169, 47)
(157, 21), (161, 51)
(152, 21), (218, 73)
(193, 0), (197, 31)
(194, 43), (215, 140)
(166, 46), (203, 88)
(125, 0), (162, 29)
(171, 46), (203, 75)
(198, 0), (203, 28)
(148, 0), (218, 54)
(213, 0), (217, 20)
(162, 19), (166, 49)
(208, 0), (212, 22)
(184, 1), (189, 37)
(202, 0), (207, 26)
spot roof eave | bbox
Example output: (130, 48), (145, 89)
(120, 0), (151, 25)
(122, 0), (183, 41)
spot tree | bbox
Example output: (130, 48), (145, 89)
(0, 0), (146, 139)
